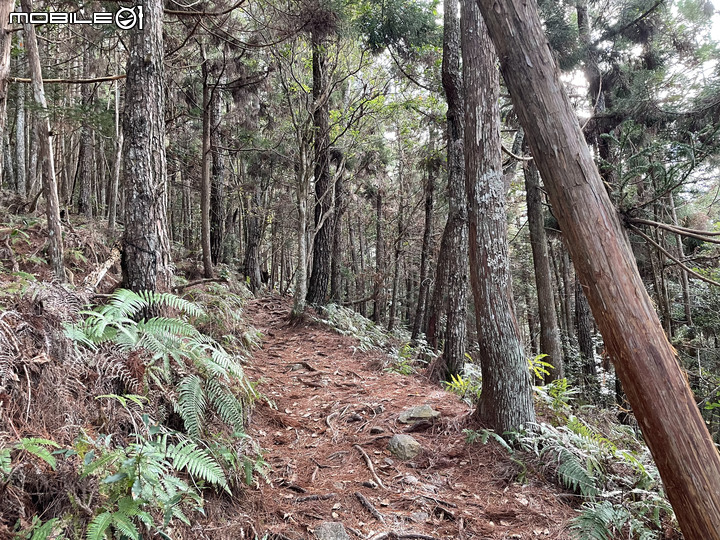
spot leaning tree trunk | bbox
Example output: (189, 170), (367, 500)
(525, 161), (564, 380)
(121, 0), (172, 293)
(462, 0), (534, 433)
(475, 0), (720, 535)
(15, 53), (26, 198)
(21, 0), (65, 281)
(306, 29), (333, 306)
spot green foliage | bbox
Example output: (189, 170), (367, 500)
(356, 0), (441, 57)
(0, 438), (60, 478)
(65, 289), (255, 437)
(528, 353), (554, 380)
(510, 416), (676, 538)
(464, 428), (514, 454)
(443, 367), (482, 404)
(80, 423), (231, 539)
(385, 342), (416, 374)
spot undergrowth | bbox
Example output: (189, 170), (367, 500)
(0, 283), (266, 539)
(466, 382), (679, 540)
(315, 303), (437, 371)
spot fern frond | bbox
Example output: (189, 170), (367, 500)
(206, 379), (245, 432)
(177, 375), (206, 437)
(556, 449), (599, 497)
(111, 512), (141, 540)
(86, 512), (113, 540)
(167, 439), (229, 492)
(16, 438), (60, 470)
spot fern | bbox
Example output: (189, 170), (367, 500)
(167, 439), (229, 492)
(15, 437), (60, 470)
(86, 512), (113, 540)
(177, 375), (207, 437)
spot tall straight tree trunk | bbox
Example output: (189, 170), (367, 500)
(77, 47), (93, 218)
(21, 0), (64, 281)
(108, 80), (122, 230)
(373, 189), (386, 325)
(306, 29), (333, 306)
(15, 57), (26, 198)
(200, 54), (213, 278)
(462, 0), (534, 432)
(244, 181), (264, 293)
(429, 0), (468, 380)
(411, 159), (434, 342)
(525, 161), (564, 380)
(210, 79), (225, 264)
(330, 156), (347, 302)
(0, 0), (12, 179)
(121, 0), (172, 293)
(475, 0), (720, 535)
(575, 276), (596, 388)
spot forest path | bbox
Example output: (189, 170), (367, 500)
(241, 295), (574, 539)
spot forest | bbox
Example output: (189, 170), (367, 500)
(1, 0), (720, 538)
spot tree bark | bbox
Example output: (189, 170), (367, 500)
(429, 0), (468, 380)
(575, 275), (596, 388)
(0, 0), (12, 181)
(373, 188), (386, 325)
(200, 53), (214, 278)
(15, 53), (26, 198)
(525, 161), (564, 380)
(21, 0), (65, 281)
(210, 77), (226, 264)
(108, 80), (122, 230)
(475, 0), (720, 535)
(463, 0), (535, 433)
(121, 0), (172, 293)
(306, 29), (333, 306)
(412, 149), (436, 342)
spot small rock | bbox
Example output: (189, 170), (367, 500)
(388, 434), (422, 459)
(398, 404), (440, 424)
(370, 426), (384, 434)
(409, 511), (429, 523)
(314, 522), (350, 540)
(403, 475), (419, 484)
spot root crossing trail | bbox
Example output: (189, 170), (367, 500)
(241, 295), (574, 539)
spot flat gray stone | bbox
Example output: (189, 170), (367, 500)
(388, 434), (422, 459)
(314, 522), (350, 540)
(398, 404), (440, 424)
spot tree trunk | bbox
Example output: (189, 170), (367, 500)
(412, 153), (435, 342)
(210, 78), (226, 264)
(525, 161), (564, 380)
(475, 0), (720, 535)
(575, 276), (596, 388)
(462, 0), (535, 433)
(77, 47), (93, 218)
(15, 57), (26, 198)
(0, 0), (12, 181)
(21, 0), (65, 281)
(108, 80), (122, 230)
(244, 181), (264, 293)
(121, 0), (172, 293)
(430, 0), (469, 380)
(330, 156), (347, 302)
(306, 30), (333, 306)
(373, 188), (386, 325)
(200, 54), (213, 278)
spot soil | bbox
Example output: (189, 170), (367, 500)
(232, 294), (577, 540)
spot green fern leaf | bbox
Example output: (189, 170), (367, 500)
(87, 512), (113, 540)
(206, 379), (245, 432)
(178, 375), (206, 437)
(168, 439), (228, 492)
(111, 511), (140, 540)
(16, 438), (60, 470)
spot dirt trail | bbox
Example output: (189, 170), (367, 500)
(241, 295), (575, 539)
